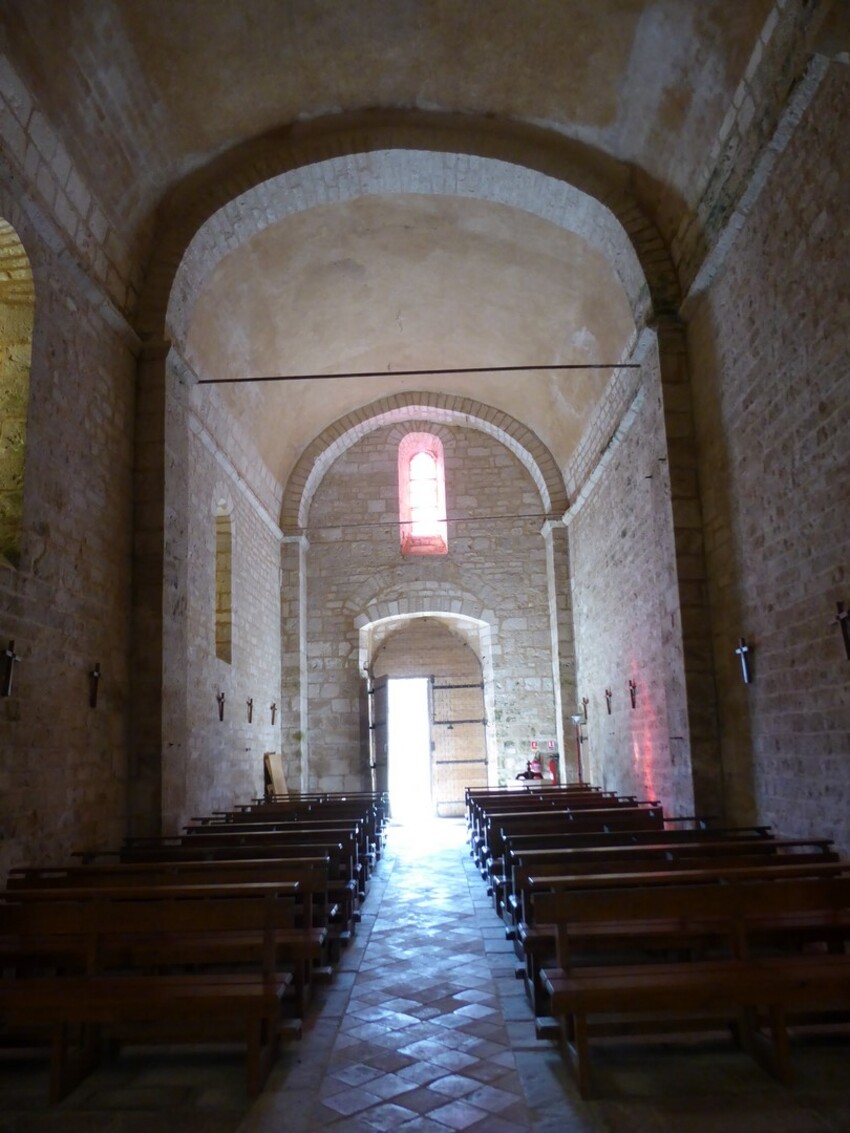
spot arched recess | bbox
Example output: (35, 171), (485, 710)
(282, 391), (567, 532)
(0, 218), (34, 569)
(213, 496), (234, 664)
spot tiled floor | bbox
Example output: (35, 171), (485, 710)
(2, 819), (849, 1132)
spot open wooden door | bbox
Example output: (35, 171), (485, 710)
(430, 677), (488, 817)
(370, 674), (390, 799)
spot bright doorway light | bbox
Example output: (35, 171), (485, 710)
(388, 677), (432, 821)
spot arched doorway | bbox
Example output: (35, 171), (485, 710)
(369, 615), (491, 818)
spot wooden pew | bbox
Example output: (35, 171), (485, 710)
(6, 860), (336, 1013)
(203, 797), (386, 864)
(534, 875), (850, 1097)
(95, 839), (361, 938)
(0, 882), (300, 1101)
(490, 824), (776, 903)
(501, 837), (838, 927)
(481, 806), (665, 879)
(118, 826), (366, 905)
(510, 849), (843, 1015)
(466, 790), (639, 865)
(181, 818), (373, 884)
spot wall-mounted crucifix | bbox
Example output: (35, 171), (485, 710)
(270, 702), (277, 725)
(834, 602), (850, 660)
(581, 696), (589, 719)
(89, 662), (101, 708)
(216, 691), (225, 721)
(628, 679), (637, 709)
(735, 637), (752, 684)
(247, 697), (254, 723)
(604, 687), (612, 714)
(2, 640), (20, 697)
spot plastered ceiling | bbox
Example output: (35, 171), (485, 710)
(1, 0), (816, 493)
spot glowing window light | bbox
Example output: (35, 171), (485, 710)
(398, 434), (447, 555)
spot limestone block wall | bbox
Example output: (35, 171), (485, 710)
(567, 351), (695, 816)
(688, 63), (850, 853)
(160, 401), (283, 832)
(0, 190), (135, 877)
(298, 423), (560, 791)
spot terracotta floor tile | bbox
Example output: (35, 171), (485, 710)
(395, 1062), (452, 1088)
(426, 1074), (479, 1098)
(319, 1085), (383, 1117)
(427, 1098), (490, 1130)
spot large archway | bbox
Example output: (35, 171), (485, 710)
(133, 111), (718, 834)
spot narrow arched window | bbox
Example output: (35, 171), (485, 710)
(398, 433), (447, 555)
(0, 219), (34, 569)
(214, 506), (233, 663)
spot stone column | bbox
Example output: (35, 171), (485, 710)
(541, 519), (575, 778)
(129, 340), (168, 836)
(655, 316), (722, 816)
(281, 533), (309, 791)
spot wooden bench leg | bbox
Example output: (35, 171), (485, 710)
(742, 1003), (793, 1085)
(768, 1004), (793, 1085)
(245, 1015), (279, 1097)
(50, 1021), (101, 1104)
(563, 1012), (593, 1099)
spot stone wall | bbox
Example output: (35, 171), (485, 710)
(160, 388), (283, 833)
(688, 62), (850, 854)
(296, 422), (562, 791)
(567, 346), (696, 816)
(0, 186), (136, 876)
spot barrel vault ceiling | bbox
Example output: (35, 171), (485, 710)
(2, 0), (827, 492)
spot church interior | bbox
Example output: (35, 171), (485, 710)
(0, 1), (849, 1129)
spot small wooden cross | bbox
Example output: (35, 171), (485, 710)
(89, 662), (101, 709)
(735, 637), (752, 684)
(216, 691), (226, 721)
(834, 602), (850, 661)
(2, 640), (20, 697)
(270, 702), (277, 725)
(604, 687), (612, 714)
(581, 696), (589, 719)
(247, 697), (254, 724)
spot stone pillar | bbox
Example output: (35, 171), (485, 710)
(541, 519), (575, 778)
(281, 533), (309, 791)
(129, 340), (168, 836)
(130, 342), (193, 835)
(655, 316), (722, 817)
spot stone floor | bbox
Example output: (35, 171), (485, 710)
(2, 818), (850, 1133)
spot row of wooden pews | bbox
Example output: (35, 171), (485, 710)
(466, 784), (850, 1098)
(0, 790), (388, 1103)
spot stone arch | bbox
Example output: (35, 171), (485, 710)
(348, 582), (499, 634)
(138, 109), (681, 343)
(346, 574), (500, 680)
(0, 217), (35, 568)
(282, 391), (567, 531)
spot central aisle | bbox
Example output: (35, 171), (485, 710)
(239, 818), (576, 1133)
